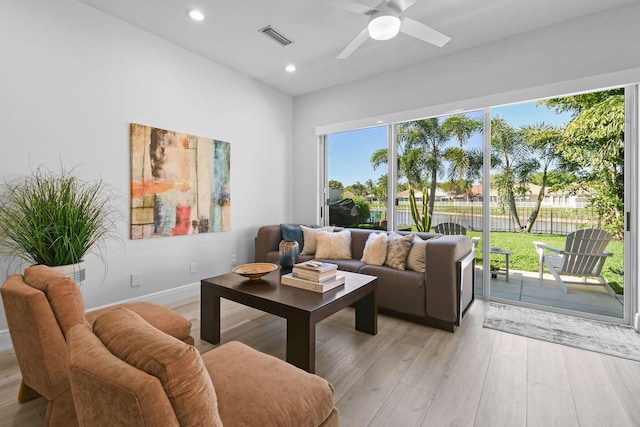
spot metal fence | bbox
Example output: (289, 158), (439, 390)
(372, 202), (602, 235)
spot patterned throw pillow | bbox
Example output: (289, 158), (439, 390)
(315, 230), (352, 259)
(384, 232), (415, 270)
(406, 236), (428, 273)
(300, 225), (334, 255)
(361, 232), (388, 266)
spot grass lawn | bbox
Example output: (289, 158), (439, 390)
(466, 230), (624, 294)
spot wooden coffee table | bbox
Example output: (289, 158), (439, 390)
(201, 269), (377, 373)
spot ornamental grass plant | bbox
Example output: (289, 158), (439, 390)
(0, 166), (119, 267)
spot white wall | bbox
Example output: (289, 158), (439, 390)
(0, 0), (294, 337)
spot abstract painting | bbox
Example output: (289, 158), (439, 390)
(130, 123), (230, 239)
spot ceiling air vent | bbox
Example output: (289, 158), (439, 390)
(259, 25), (293, 46)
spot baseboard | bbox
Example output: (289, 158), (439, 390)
(635, 312), (640, 332)
(0, 282), (200, 352)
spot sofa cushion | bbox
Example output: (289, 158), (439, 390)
(315, 229), (352, 259)
(300, 225), (334, 255)
(315, 258), (366, 272)
(384, 232), (415, 270)
(93, 307), (222, 427)
(360, 265), (426, 317)
(361, 232), (388, 266)
(281, 224), (304, 251)
(23, 265), (88, 336)
(203, 341), (336, 427)
(406, 237), (428, 273)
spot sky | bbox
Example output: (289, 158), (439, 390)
(328, 101), (574, 187)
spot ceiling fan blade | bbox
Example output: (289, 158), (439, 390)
(400, 17), (451, 47)
(388, 0), (418, 13)
(312, 0), (377, 15)
(337, 27), (370, 59)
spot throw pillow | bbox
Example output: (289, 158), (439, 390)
(280, 224), (304, 252)
(384, 232), (415, 271)
(315, 230), (352, 259)
(94, 307), (222, 427)
(406, 236), (428, 273)
(300, 225), (334, 255)
(361, 232), (388, 265)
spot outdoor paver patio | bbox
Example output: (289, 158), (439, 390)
(474, 268), (624, 319)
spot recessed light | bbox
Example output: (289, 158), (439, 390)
(285, 64), (296, 73)
(186, 9), (205, 21)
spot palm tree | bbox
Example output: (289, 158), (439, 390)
(491, 116), (530, 231)
(398, 118), (449, 217)
(442, 114), (483, 184)
(520, 123), (564, 232)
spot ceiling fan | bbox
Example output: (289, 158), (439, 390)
(314, 0), (451, 59)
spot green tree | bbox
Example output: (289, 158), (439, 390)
(540, 89), (624, 236)
(329, 180), (343, 190)
(371, 115), (482, 218)
(397, 118), (450, 217)
(352, 196), (371, 223)
(442, 114), (483, 184)
(520, 123), (565, 232)
(491, 116), (530, 230)
(344, 181), (367, 197)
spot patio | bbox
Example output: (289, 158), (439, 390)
(474, 267), (624, 319)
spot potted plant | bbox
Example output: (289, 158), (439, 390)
(0, 166), (119, 282)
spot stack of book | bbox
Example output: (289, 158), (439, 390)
(281, 260), (344, 293)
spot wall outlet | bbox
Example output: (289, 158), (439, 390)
(190, 262), (197, 274)
(131, 272), (143, 287)
(231, 254), (237, 266)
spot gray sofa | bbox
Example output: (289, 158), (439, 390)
(254, 225), (476, 332)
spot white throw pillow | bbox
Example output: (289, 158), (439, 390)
(361, 232), (388, 266)
(315, 230), (352, 259)
(300, 225), (334, 255)
(406, 236), (427, 273)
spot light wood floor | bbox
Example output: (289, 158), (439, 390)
(2, 297), (640, 426)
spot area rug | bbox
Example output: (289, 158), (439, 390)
(483, 302), (640, 361)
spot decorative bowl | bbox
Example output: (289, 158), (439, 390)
(232, 263), (279, 281)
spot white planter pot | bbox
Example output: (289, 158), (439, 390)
(49, 261), (86, 283)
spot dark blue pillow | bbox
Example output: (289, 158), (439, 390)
(280, 224), (304, 252)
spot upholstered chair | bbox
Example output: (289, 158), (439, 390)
(67, 307), (340, 427)
(0, 265), (194, 426)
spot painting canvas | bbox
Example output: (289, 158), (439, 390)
(130, 123), (230, 239)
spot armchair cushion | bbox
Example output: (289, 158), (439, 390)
(68, 323), (180, 427)
(93, 307), (222, 427)
(23, 265), (88, 337)
(203, 341), (337, 427)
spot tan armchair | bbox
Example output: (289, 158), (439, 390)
(67, 307), (340, 427)
(0, 265), (194, 426)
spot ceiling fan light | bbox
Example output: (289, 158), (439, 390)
(368, 14), (401, 40)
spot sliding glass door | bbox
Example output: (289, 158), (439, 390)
(323, 84), (635, 324)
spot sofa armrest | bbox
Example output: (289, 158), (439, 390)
(424, 235), (473, 323)
(254, 225), (285, 262)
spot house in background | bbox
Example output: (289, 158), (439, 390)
(0, 0), (639, 346)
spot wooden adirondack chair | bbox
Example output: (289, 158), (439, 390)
(434, 222), (479, 248)
(434, 222), (467, 235)
(533, 228), (615, 296)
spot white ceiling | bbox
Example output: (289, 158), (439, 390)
(78, 0), (637, 97)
